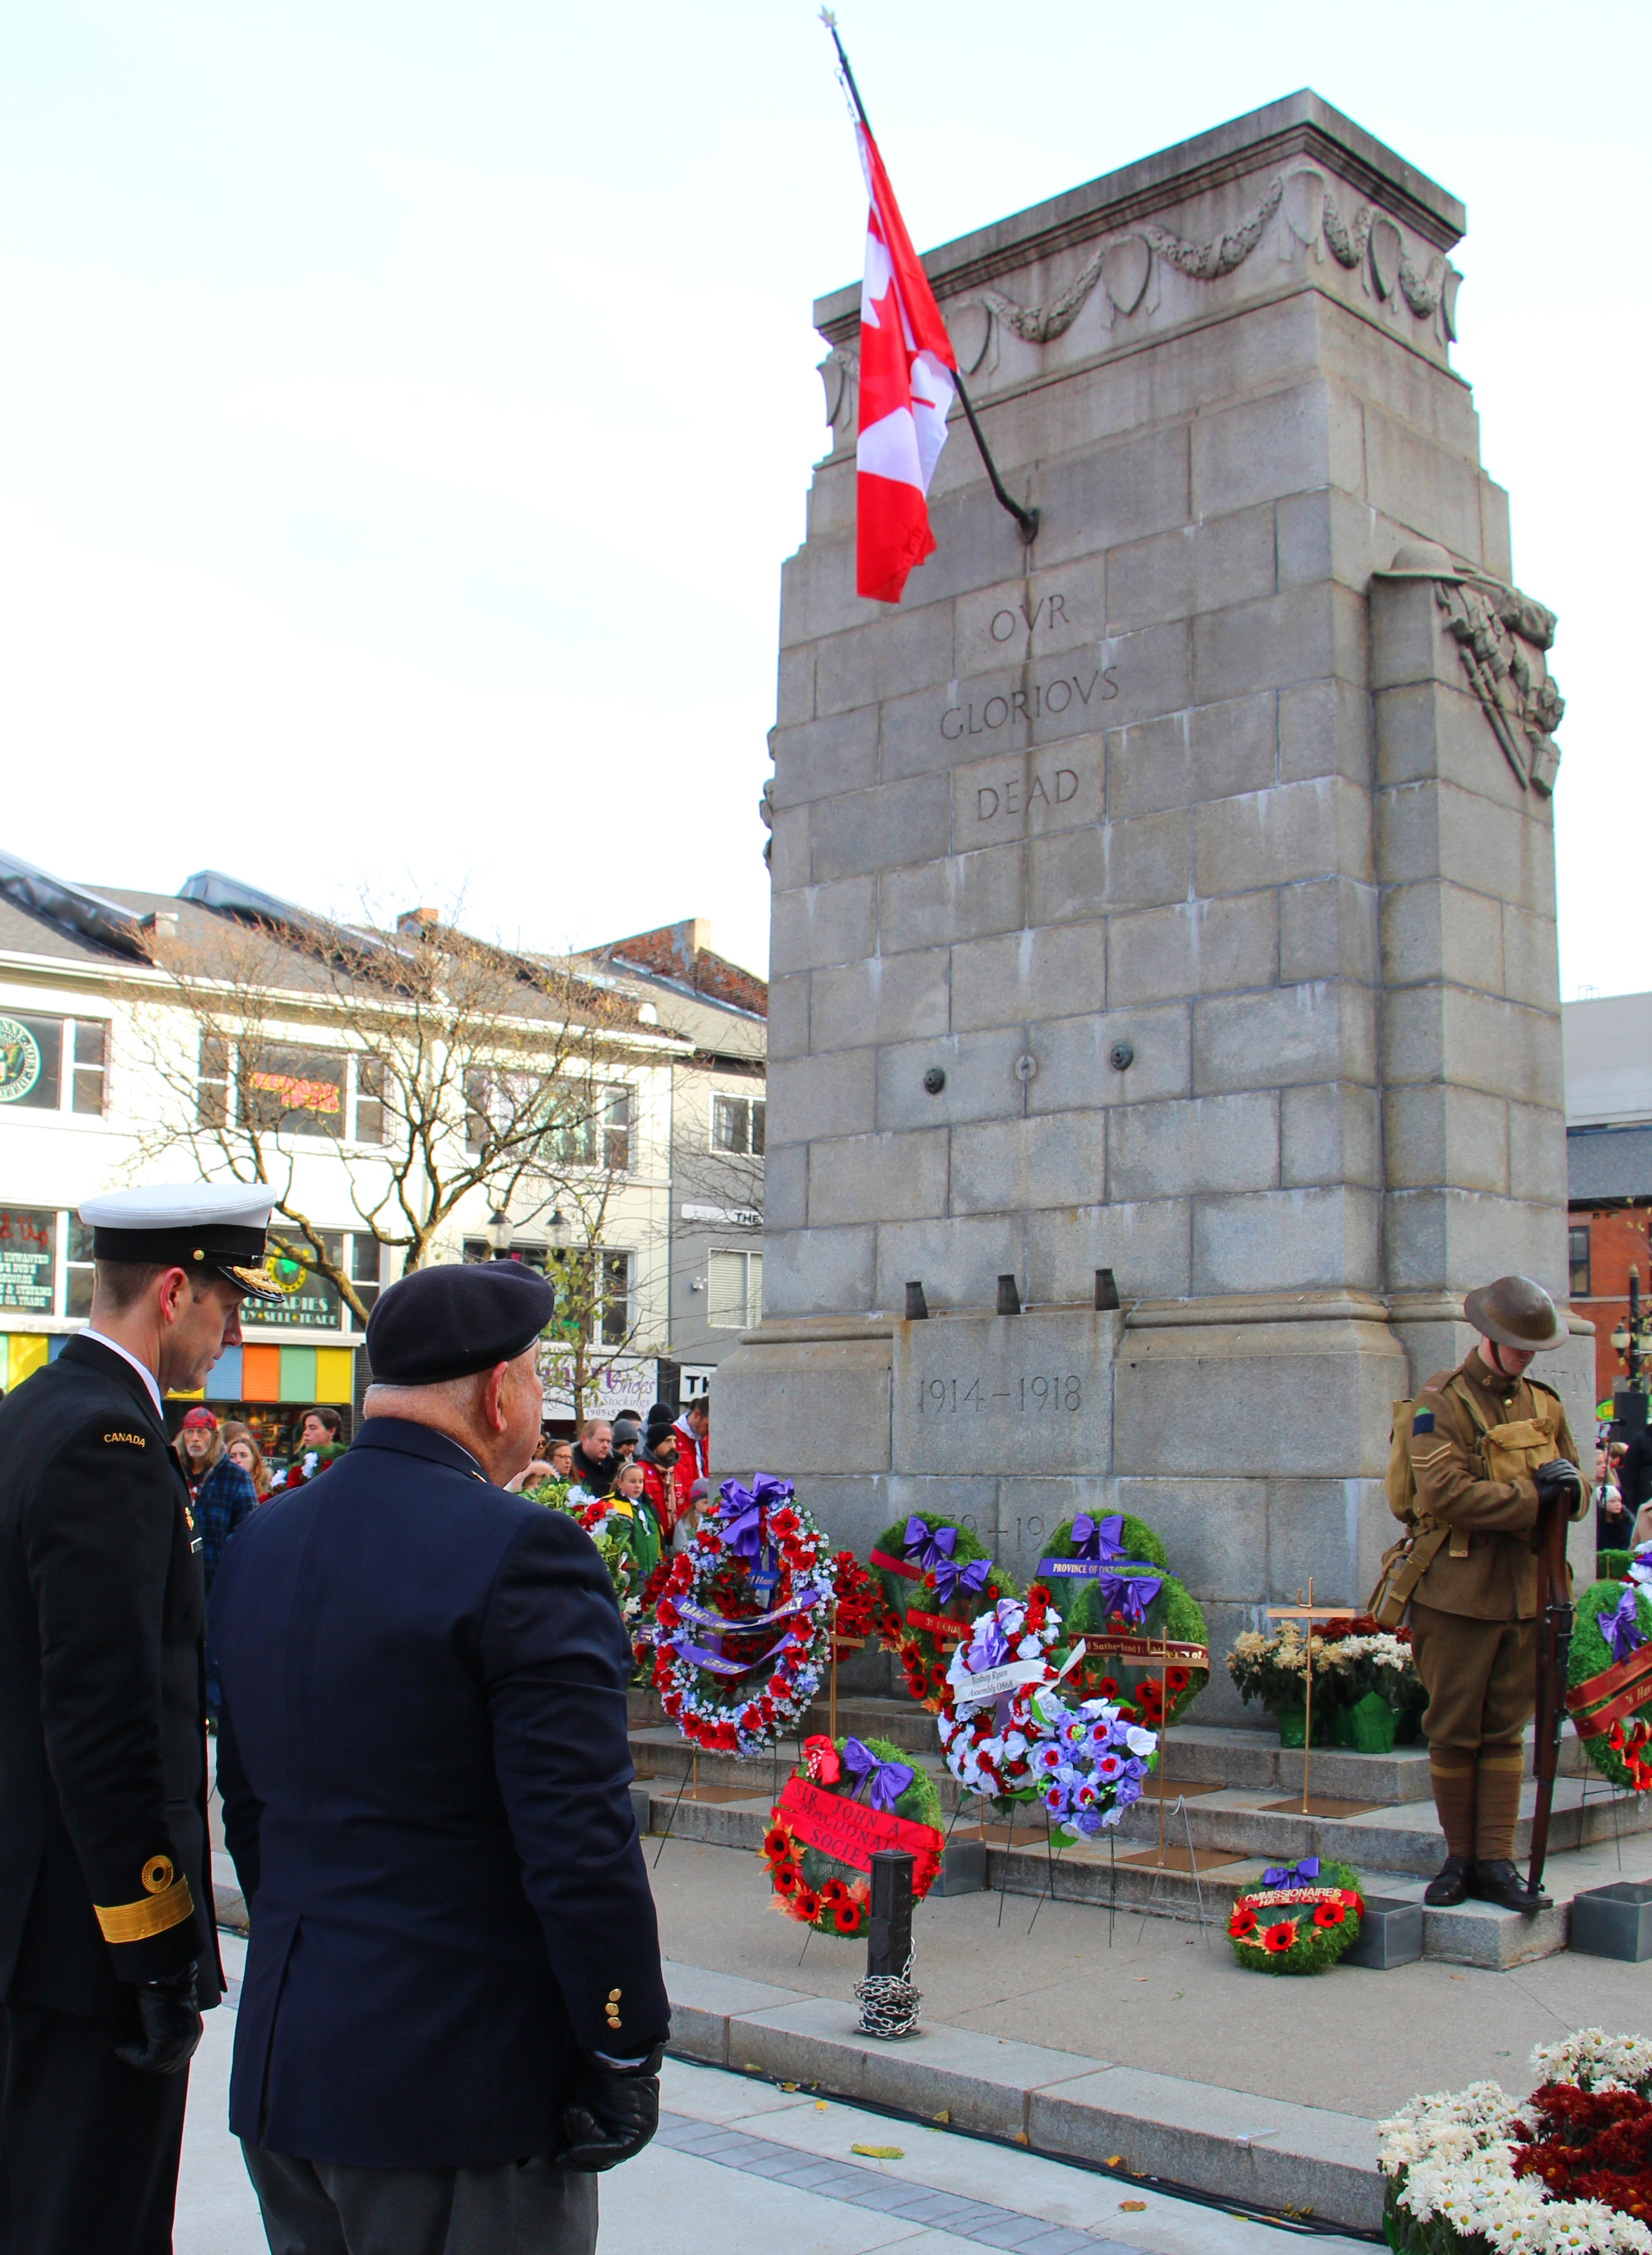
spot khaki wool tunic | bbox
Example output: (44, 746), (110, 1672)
(1406, 1347), (1581, 1621)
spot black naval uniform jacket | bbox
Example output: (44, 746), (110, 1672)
(210, 1416), (669, 2169)
(0, 1334), (222, 2018)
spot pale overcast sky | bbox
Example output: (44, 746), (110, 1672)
(1, 2), (1644, 989)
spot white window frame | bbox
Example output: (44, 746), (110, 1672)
(706, 1246), (762, 1329)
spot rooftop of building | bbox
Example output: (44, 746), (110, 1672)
(0, 850), (763, 1056)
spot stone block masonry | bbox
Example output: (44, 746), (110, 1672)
(724, 90), (1593, 1726)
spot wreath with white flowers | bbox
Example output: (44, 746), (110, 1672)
(1226, 1856), (1364, 1975)
(759, 1734), (944, 1938)
(1028, 1692), (1159, 1836)
(869, 1512), (1020, 1709)
(1380, 2030), (1652, 2254)
(936, 1591), (1066, 1803)
(649, 1475), (834, 1758)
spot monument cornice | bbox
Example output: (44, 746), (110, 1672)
(812, 89), (1464, 345)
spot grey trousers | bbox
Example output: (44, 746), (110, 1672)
(241, 2139), (599, 2255)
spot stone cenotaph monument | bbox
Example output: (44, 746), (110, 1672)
(723, 90), (1593, 1715)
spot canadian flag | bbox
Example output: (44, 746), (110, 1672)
(853, 123), (956, 604)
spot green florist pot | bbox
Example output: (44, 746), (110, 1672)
(1327, 1691), (1397, 1753)
(1273, 1702), (1333, 1748)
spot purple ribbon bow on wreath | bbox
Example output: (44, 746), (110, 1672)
(1070, 1513), (1127, 1563)
(972, 1617), (1010, 1671)
(842, 1738), (913, 1812)
(1599, 1584), (1648, 1666)
(715, 1473), (794, 1561)
(903, 1517), (953, 1573)
(1261, 1856), (1321, 1887)
(1094, 1571), (1162, 1627)
(934, 1552), (990, 1605)
(905, 1519), (989, 1605)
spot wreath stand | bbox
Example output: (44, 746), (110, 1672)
(827, 1599), (866, 1741)
(1256, 1581), (1378, 1820)
(1073, 1629), (1223, 1880)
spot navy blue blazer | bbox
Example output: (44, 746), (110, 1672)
(211, 1417), (668, 2169)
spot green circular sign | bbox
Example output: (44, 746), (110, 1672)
(0, 1018), (42, 1105)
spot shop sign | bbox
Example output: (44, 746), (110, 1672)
(0, 1206), (55, 1312)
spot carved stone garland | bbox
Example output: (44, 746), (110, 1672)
(816, 164), (1462, 423)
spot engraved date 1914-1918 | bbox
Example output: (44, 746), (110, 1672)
(919, 1375), (1081, 1414)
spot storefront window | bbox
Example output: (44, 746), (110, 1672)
(257, 1232), (345, 1327)
(0, 1207), (56, 1311)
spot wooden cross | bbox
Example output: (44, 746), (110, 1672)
(1263, 1580), (1354, 1815)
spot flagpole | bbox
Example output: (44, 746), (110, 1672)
(820, 11), (1040, 548)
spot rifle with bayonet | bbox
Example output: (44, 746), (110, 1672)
(1527, 1459), (1582, 1904)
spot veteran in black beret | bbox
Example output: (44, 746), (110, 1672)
(0, 1181), (282, 2255)
(211, 1258), (668, 2255)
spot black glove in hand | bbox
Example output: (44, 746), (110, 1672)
(557, 2043), (665, 2172)
(115, 1963), (203, 2076)
(1535, 1459), (1584, 1512)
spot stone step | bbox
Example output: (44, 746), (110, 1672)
(637, 1789), (1647, 1971)
(629, 1700), (1590, 1814)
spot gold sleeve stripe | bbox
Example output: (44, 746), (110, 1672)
(95, 1875), (194, 1944)
(1411, 1443), (1451, 1468)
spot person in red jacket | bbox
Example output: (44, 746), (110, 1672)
(670, 1396), (709, 1493)
(636, 1410), (682, 1541)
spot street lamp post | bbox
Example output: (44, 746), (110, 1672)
(484, 1207), (513, 1259)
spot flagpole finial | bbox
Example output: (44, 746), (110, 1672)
(818, 6), (837, 24)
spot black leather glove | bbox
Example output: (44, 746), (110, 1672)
(1535, 1459), (1584, 1512)
(556, 2042), (665, 2172)
(115, 1963), (203, 2076)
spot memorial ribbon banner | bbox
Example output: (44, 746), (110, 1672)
(952, 1657), (1054, 1715)
(776, 1775), (940, 1876)
(673, 1593), (819, 1637)
(903, 1605), (967, 1643)
(1077, 1633), (1210, 1669)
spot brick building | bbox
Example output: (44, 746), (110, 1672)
(1565, 991), (1652, 1410)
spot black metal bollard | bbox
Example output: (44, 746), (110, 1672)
(867, 1850), (913, 1978)
(857, 1852), (920, 2038)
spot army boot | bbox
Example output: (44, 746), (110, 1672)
(1423, 1853), (1472, 1906)
(1468, 1859), (1550, 1914)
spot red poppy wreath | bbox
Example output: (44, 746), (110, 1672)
(759, 1733), (943, 1938)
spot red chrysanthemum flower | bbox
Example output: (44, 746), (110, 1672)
(1262, 1920), (1297, 1954)
(1312, 1901), (1345, 1928)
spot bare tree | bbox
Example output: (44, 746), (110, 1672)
(129, 906), (664, 1349)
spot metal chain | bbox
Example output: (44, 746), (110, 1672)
(854, 1945), (920, 2039)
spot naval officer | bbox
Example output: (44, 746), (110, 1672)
(0, 1182), (281, 2255)
(211, 1260), (668, 2255)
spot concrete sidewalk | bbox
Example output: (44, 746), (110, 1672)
(646, 1832), (1652, 2230)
